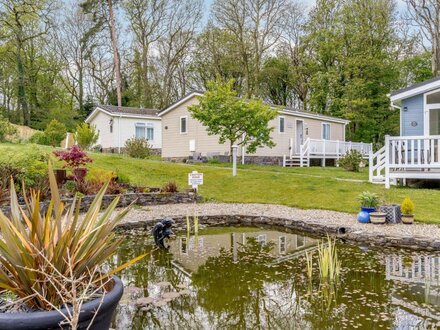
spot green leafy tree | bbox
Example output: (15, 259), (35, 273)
(44, 119), (67, 147)
(259, 56), (294, 106)
(188, 79), (277, 158)
(75, 123), (99, 150)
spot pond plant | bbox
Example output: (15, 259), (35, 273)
(317, 236), (341, 283)
(0, 163), (145, 329)
(357, 191), (380, 223)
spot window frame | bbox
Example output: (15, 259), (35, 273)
(321, 123), (331, 140)
(279, 116), (285, 133)
(180, 116), (188, 134)
(135, 123), (146, 139)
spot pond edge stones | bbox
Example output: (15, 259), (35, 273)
(116, 204), (440, 251)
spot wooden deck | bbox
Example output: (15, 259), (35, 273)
(283, 138), (372, 167)
(370, 135), (440, 188)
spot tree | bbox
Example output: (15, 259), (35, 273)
(259, 56), (294, 106)
(406, 0), (440, 76)
(188, 79), (277, 158)
(75, 123), (99, 150)
(44, 119), (67, 147)
(81, 0), (122, 107)
(54, 2), (94, 118)
(190, 27), (245, 93)
(212, 0), (290, 97)
(0, 0), (54, 125)
(155, 0), (203, 107)
(123, 0), (166, 108)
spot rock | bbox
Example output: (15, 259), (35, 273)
(136, 297), (154, 306)
(153, 300), (167, 307)
(155, 281), (171, 287)
(162, 291), (180, 299)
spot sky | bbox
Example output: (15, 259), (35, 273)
(204, 0), (407, 12)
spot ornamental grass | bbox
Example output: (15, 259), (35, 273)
(0, 162), (144, 310)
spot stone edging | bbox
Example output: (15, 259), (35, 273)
(116, 214), (440, 251)
(0, 192), (202, 215)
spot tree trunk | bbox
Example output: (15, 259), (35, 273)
(107, 0), (122, 108)
(433, 34), (440, 76)
(16, 44), (29, 125)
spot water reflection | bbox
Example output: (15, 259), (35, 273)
(110, 227), (440, 329)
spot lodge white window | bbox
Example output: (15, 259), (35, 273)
(279, 236), (287, 254)
(322, 123), (331, 140)
(135, 123), (154, 140)
(279, 116), (285, 133)
(180, 116), (188, 134)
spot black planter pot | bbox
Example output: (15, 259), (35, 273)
(0, 276), (123, 330)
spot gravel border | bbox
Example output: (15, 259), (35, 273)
(118, 203), (440, 250)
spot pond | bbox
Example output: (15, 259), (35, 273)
(110, 226), (440, 329)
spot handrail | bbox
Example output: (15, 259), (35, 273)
(369, 146), (386, 183)
(300, 138), (310, 167)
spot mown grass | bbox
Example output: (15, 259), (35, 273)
(1, 143), (439, 224)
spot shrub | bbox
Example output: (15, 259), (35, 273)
(401, 197), (415, 215)
(161, 181), (178, 193)
(358, 191), (380, 209)
(44, 119), (67, 146)
(76, 123), (99, 150)
(87, 168), (116, 185)
(0, 116), (17, 142)
(28, 131), (50, 145)
(0, 145), (48, 192)
(338, 150), (363, 172)
(53, 145), (92, 170)
(0, 163), (145, 310)
(124, 137), (151, 158)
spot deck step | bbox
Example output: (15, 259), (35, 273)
(284, 157), (309, 167)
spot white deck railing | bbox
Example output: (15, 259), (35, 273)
(296, 138), (372, 167)
(369, 135), (440, 187)
(305, 139), (372, 156)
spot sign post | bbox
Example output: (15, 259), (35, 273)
(232, 145), (238, 177)
(188, 171), (203, 192)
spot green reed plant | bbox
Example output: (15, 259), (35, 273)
(194, 214), (199, 236)
(0, 162), (145, 310)
(305, 251), (313, 279)
(317, 236), (341, 282)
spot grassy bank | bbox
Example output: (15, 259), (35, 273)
(1, 143), (439, 224)
(90, 153), (439, 224)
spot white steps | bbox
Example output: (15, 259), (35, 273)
(283, 156), (309, 167)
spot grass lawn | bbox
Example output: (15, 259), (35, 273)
(2, 143), (439, 224)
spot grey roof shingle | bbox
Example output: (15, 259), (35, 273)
(97, 105), (159, 117)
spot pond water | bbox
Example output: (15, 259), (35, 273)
(110, 227), (440, 329)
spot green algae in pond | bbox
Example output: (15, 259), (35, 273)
(110, 227), (440, 329)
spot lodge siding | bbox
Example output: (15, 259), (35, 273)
(161, 95), (346, 159)
(401, 94), (424, 136)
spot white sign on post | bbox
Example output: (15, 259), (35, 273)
(188, 171), (203, 192)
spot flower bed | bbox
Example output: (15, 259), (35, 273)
(0, 190), (202, 216)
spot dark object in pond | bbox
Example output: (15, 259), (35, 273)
(152, 218), (174, 249)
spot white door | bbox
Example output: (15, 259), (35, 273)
(296, 121), (304, 154)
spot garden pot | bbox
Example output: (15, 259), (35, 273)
(54, 169), (67, 186)
(370, 212), (386, 224)
(0, 276), (123, 330)
(361, 207), (376, 213)
(402, 214), (414, 224)
(379, 204), (402, 224)
(357, 211), (371, 223)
